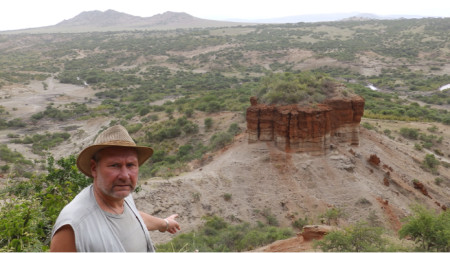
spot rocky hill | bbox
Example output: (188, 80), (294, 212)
(6, 10), (247, 33)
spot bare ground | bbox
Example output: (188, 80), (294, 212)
(0, 77), (110, 161)
(136, 126), (450, 247)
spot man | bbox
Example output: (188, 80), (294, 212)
(50, 125), (180, 252)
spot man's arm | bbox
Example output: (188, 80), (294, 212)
(50, 225), (77, 252)
(139, 212), (181, 234)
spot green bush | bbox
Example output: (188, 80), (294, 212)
(257, 72), (336, 105)
(204, 117), (213, 130)
(0, 156), (91, 251)
(209, 132), (233, 150)
(126, 123), (143, 134)
(12, 132), (70, 156)
(156, 216), (293, 252)
(422, 154), (440, 174)
(319, 207), (345, 225)
(223, 193), (232, 201)
(314, 221), (396, 252)
(362, 122), (376, 130)
(292, 217), (309, 230)
(0, 144), (33, 166)
(399, 205), (450, 251)
(399, 127), (419, 140)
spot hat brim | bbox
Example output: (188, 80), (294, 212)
(76, 144), (153, 178)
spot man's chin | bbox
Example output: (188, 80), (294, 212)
(112, 186), (134, 198)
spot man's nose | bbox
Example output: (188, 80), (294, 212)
(117, 165), (130, 179)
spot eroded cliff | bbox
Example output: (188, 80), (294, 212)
(246, 96), (365, 153)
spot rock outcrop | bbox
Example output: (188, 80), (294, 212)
(246, 96), (364, 154)
(300, 225), (335, 241)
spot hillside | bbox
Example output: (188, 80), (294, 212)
(0, 18), (449, 251)
(137, 121), (450, 246)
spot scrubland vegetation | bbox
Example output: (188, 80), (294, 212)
(1, 17), (450, 251)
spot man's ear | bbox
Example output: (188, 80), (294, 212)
(90, 159), (97, 178)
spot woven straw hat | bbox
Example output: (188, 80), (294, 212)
(76, 125), (153, 177)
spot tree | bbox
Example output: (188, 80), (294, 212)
(399, 205), (450, 251)
(0, 156), (91, 251)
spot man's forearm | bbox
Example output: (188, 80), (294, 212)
(139, 211), (167, 231)
(139, 211), (181, 234)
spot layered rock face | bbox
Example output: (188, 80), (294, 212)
(246, 96), (365, 154)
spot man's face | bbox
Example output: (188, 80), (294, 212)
(91, 147), (139, 200)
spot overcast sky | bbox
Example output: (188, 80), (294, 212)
(1, 0), (449, 31)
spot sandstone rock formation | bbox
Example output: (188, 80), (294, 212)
(300, 225), (335, 241)
(246, 96), (365, 153)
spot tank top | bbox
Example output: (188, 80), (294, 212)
(51, 185), (155, 252)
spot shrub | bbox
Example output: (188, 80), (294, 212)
(0, 156), (91, 251)
(319, 207), (345, 225)
(422, 154), (440, 174)
(184, 108), (194, 118)
(209, 132), (233, 150)
(257, 72), (335, 105)
(362, 122), (375, 130)
(204, 117), (213, 130)
(223, 193), (232, 201)
(227, 123), (240, 135)
(126, 123), (143, 134)
(414, 143), (423, 151)
(314, 221), (393, 252)
(12, 132), (70, 156)
(0, 144), (33, 166)
(292, 217), (309, 230)
(427, 125), (438, 132)
(156, 216), (293, 252)
(434, 177), (443, 186)
(399, 205), (450, 251)
(399, 127), (419, 140)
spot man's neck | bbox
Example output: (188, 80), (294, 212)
(93, 186), (125, 215)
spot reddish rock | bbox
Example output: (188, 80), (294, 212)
(383, 177), (390, 186)
(301, 225), (334, 241)
(413, 180), (431, 198)
(246, 95), (364, 153)
(250, 96), (258, 106)
(368, 154), (381, 166)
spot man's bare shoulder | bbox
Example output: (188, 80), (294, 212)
(50, 225), (76, 252)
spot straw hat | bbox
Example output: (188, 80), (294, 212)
(76, 125), (153, 178)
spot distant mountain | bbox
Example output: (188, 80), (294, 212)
(228, 12), (426, 23)
(1, 9), (432, 34)
(56, 9), (144, 27)
(6, 10), (249, 33)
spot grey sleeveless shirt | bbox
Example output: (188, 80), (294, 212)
(51, 185), (155, 252)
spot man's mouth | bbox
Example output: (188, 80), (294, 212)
(114, 184), (132, 190)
